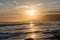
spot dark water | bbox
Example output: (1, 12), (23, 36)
(0, 22), (60, 40)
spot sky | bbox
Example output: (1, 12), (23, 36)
(0, 0), (60, 22)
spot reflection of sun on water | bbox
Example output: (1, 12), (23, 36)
(30, 23), (34, 27)
(29, 22), (36, 32)
(26, 22), (36, 39)
(26, 33), (36, 40)
(31, 34), (36, 38)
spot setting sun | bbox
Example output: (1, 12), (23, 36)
(25, 9), (37, 16)
(27, 10), (35, 16)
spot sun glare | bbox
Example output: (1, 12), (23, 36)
(26, 9), (36, 16)
(27, 10), (34, 15)
(24, 7), (39, 21)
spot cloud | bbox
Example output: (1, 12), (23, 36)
(15, 3), (44, 9)
(35, 4), (42, 6)
(16, 5), (30, 9)
(13, 1), (19, 5)
(0, 2), (2, 6)
(43, 14), (60, 22)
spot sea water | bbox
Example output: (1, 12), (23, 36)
(0, 22), (60, 40)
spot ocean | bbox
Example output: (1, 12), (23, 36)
(0, 22), (60, 40)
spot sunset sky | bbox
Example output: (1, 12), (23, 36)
(0, 0), (60, 22)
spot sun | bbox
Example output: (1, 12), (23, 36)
(27, 10), (34, 16)
(26, 9), (36, 16)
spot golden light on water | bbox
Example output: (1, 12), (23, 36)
(29, 22), (35, 32)
(31, 34), (36, 38)
(27, 22), (36, 32)
(26, 33), (36, 39)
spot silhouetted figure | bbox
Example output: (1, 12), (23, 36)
(25, 38), (34, 40)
